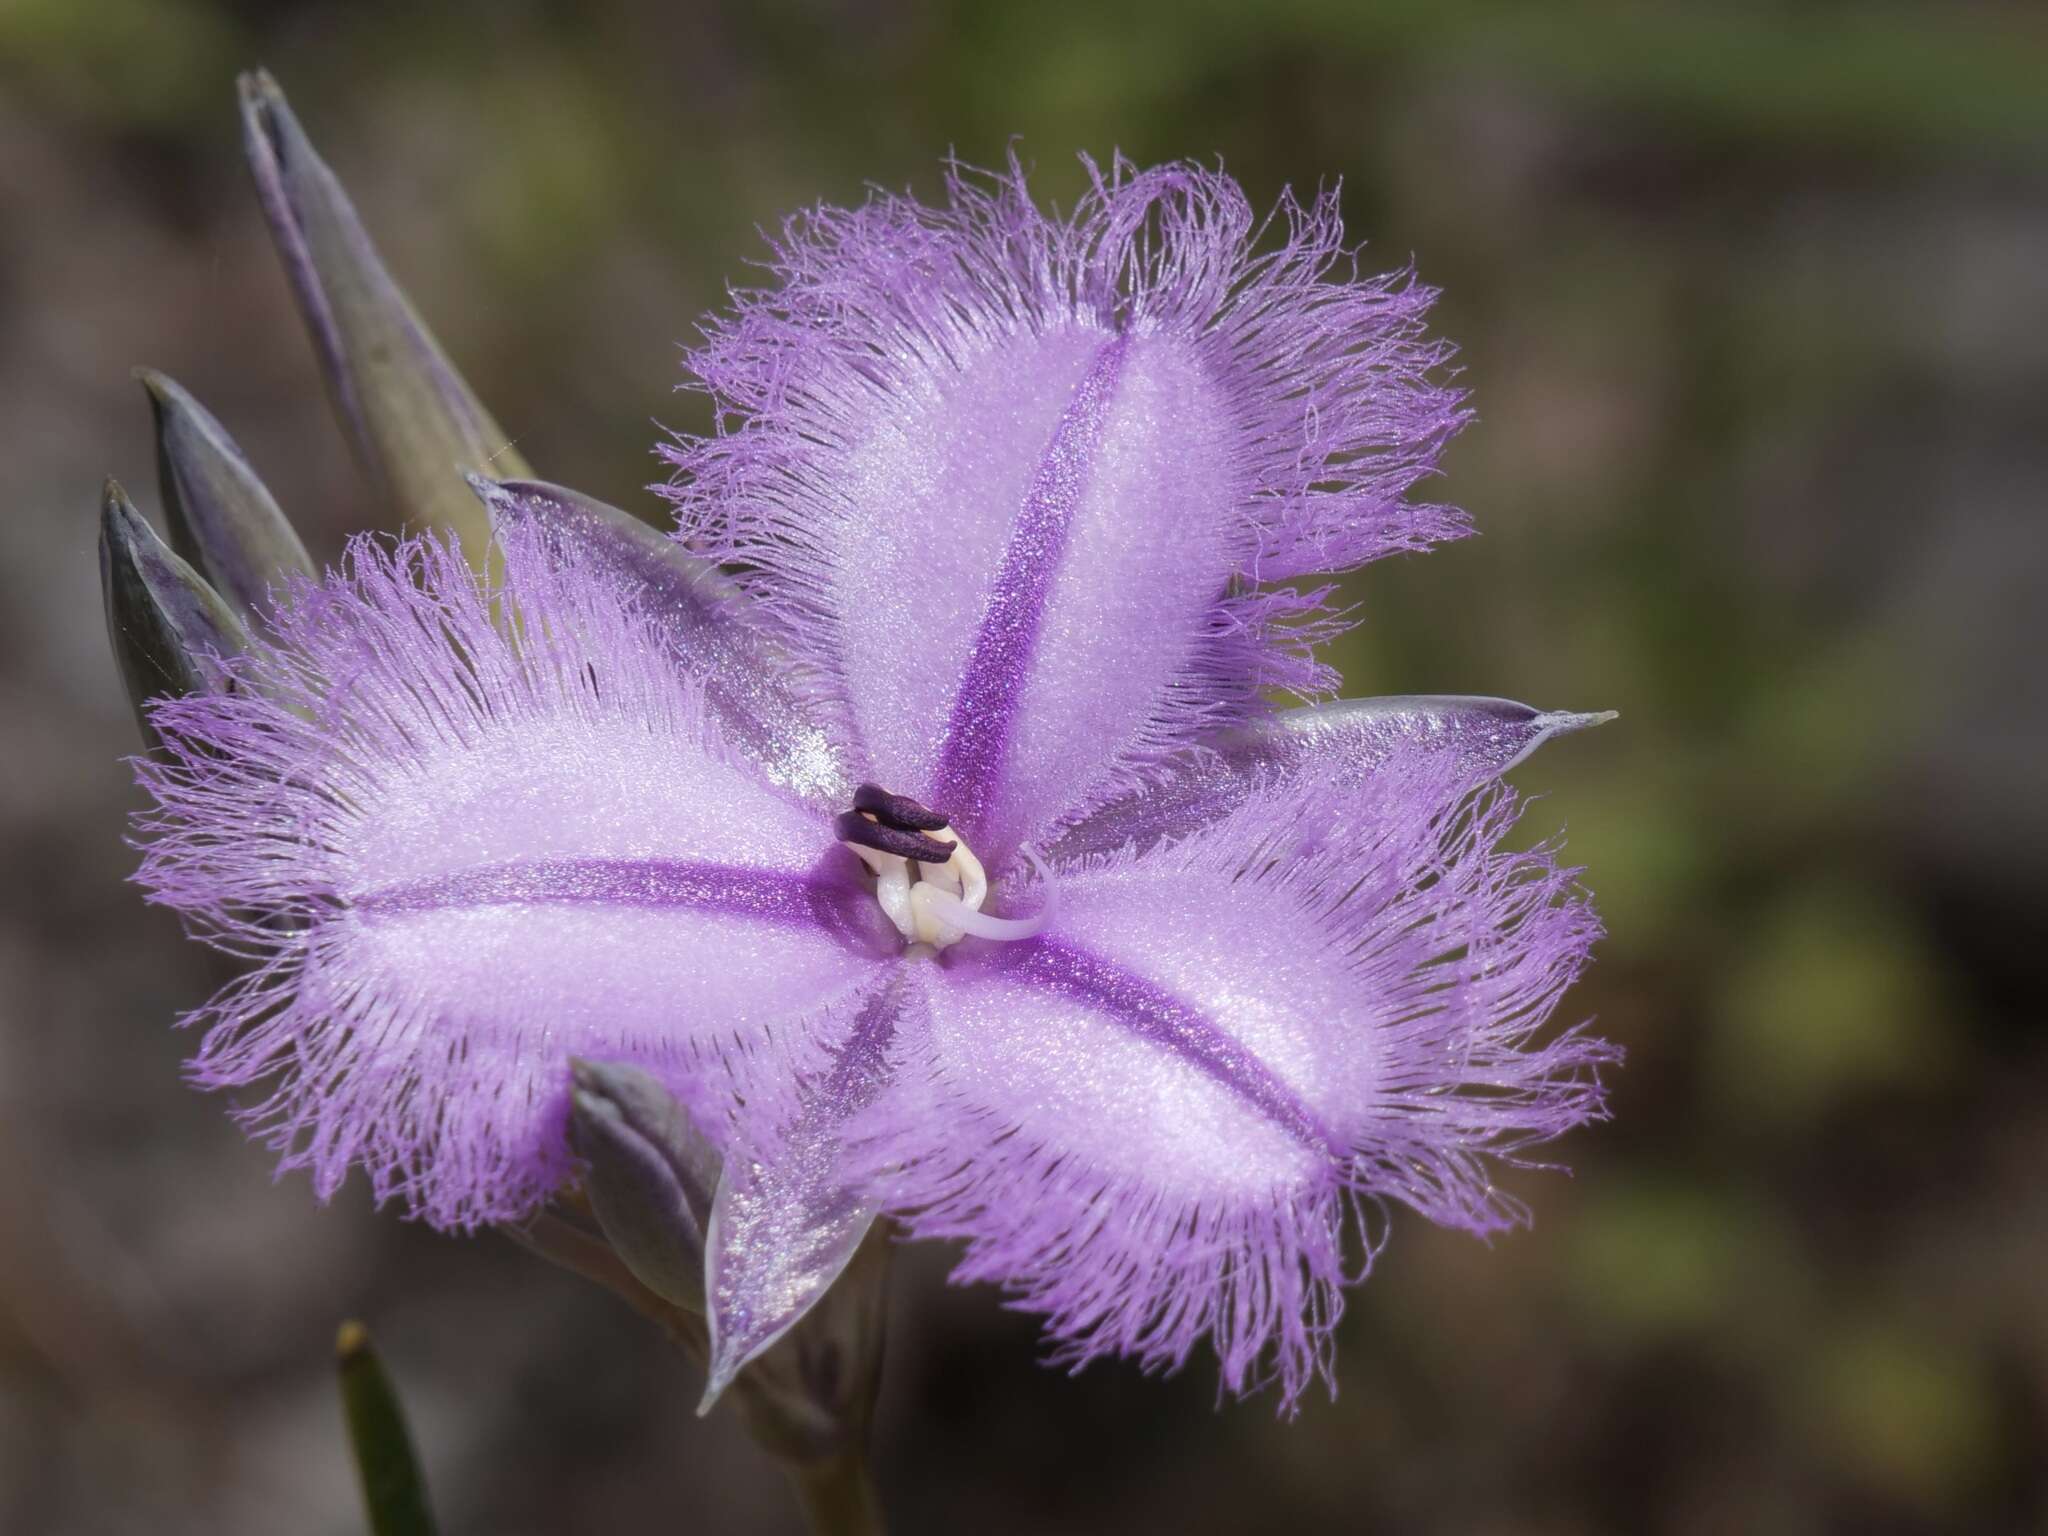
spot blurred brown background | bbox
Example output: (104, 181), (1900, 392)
(3, 1), (2045, 1532)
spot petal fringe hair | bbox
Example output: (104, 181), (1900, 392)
(850, 769), (1615, 1410)
(661, 153), (1472, 758)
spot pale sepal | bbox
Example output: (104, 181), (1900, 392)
(700, 982), (904, 1412)
(472, 476), (851, 806)
(1048, 694), (1617, 863)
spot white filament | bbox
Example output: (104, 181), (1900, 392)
(843, 827), (1050, 950)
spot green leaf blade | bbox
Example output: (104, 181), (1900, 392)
(336, 1321), (439, 1536)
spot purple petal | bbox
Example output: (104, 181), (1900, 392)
(473, 476), (852, 806)
(1047, 695), (1616, 863)
(133, 526), (894, 1228)
(701, 977), (905, 1408)
(850, 760), (1612, 1407)
(662, 156), (1469, 861)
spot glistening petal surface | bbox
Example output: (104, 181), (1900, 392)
(664, 156), (1469, 860)
(849, 763), (1612, 1405)
(476, 476), (851, 806)
(701, 976), (905, 1407)
(133, 528), (894, 1227)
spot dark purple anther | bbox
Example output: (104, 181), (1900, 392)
(833, 811), (957, 865)
(850, 782), (950, 832)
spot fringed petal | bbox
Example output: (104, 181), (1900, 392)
(475, 477), (854, 806)
(662, 155), (1469, 861)
(848, 759), (1613, 1408)
(133, 526), (894, 1228)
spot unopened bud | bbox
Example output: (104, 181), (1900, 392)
(240, 69), (525, 559)
(136, 368), (312, 617)
(568, 1059), (720, 1313)
(98, 479), (248, 745)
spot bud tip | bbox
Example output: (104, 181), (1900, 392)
(335, 1319), (371, 1360)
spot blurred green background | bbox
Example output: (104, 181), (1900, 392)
(2, 2), (2044, 1533)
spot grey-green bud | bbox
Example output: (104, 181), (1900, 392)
(568, 1059), (721, 1314)
(240, 69), (525, 558)
(137, 368), (313, 618)
(98, 478), (249, 746)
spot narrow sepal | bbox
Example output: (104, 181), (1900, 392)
(569, 1058), (720, 1313)
(137, 368), (313, 616)
(701, 982), (901, 1410)
(1048, 695), (1617, 863)
(472, 476), (852, 805)
(723, 1223), (891, 1467)
(239, 69), (522, 556)
(335, 1321), (438, 1536)
(98, 478), (249, 743)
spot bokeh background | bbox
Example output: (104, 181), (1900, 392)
(3, 2), (2045, 1532)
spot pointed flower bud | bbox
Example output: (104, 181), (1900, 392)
(239, 69), (525, 558)
(568, 1059), (721, 1314)
(98, 479), (249, 745)
(137, 368), (313, 617)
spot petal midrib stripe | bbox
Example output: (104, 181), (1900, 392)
(930, 331), (1130, 832)
(352, 856), (870, 937)
(1016, 938), (1343, 1165)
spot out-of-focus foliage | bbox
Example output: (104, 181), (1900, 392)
(0, 3), (2041, 1533)
(335, 1322), (438, 1536)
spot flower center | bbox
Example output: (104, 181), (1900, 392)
(833, 784), (1048, 951)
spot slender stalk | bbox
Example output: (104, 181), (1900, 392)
(790, 1451), (885, 1536)
(506, 1212), (890, 1534)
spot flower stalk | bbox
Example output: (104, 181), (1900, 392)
(510, 1200), (891, 1534)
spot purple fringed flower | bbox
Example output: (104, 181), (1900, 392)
(133, 154), (1616, 1410)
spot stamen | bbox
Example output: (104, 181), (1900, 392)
(834, 787), (1050, 951)
(832, 811), (957, 865)
(850, 783), (950, 832)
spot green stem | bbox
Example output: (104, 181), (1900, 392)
(789, 1451), (885, 1536)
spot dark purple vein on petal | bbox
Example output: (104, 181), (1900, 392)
(352, 857), (872, 940)
(930, 333), (1130, 832)
(1015, 940), (1343, 1163)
